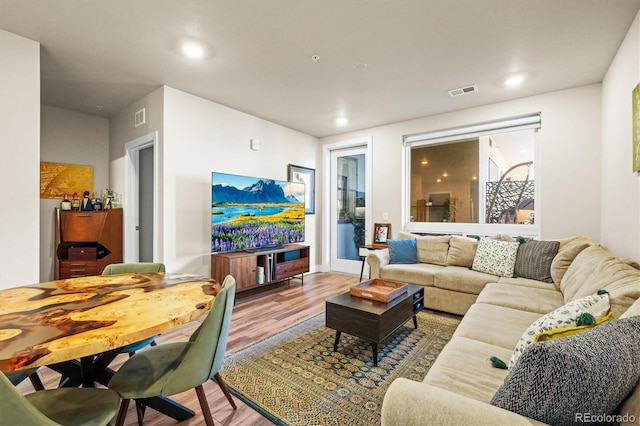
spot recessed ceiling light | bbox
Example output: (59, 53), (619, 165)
(421, 160), (428, 165)
(436, 178), (442, 183)
(505, 74), (525, 87)
(181, 41), (205, 59)
(335, 117), (349, 126)
(442, 172), (448, 177)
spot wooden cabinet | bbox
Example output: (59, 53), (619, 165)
(55, 209), (123, 279)
(211, 244), (310, 293)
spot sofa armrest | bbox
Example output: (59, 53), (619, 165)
(367, 249), (389, 278)
(381, 378), (546, 426)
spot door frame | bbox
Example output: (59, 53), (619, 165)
(322, 136), (372, 273)
(124, 131), (159, 262)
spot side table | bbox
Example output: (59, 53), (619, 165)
(358, 244), (386, 282)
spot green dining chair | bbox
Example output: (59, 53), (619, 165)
(0, 371), (120, 426)
(102, 262), (166, 355)
(101, 262), (166, 276)
(109, 275), (237, 426)
(5, 367), (44, 391)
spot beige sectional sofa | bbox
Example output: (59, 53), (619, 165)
(367, 232), (566, 315)
(372, 234), (640, 425)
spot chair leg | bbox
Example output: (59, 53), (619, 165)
(28, 371), (45, 391)
(195, 384), (215, 426)
(135, 401), (145, 426)
(115, 399), (130, 426)
(214, 372), (237, 410)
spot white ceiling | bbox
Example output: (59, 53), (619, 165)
(1, 0), (639, 138)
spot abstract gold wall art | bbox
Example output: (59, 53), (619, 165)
(40, 162), (93, 199)
(633, 82), (640, 173)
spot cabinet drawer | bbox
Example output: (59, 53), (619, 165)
(60, 260), (99, 278)
(68, 247), (97, 260)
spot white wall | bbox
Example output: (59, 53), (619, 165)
(321, 84), (603, 243)
(109, 87), (165, 260)
(40, 105), (110, 281)
(110, 86), (321, 277)
(0, 30), (40, 289)
(162, 87), (320, 275)
(601, 10), (640, 261)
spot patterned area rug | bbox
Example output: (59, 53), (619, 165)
(221, 310), (460, 426)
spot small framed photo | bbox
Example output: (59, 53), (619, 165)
(288, 164), (315, 214)
(372, 222), (392, 247)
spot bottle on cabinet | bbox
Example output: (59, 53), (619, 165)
(60, 194), (72, 211)
(71, 192), (81, 211)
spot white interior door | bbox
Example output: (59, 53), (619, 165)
(330, 146), (369, 275)
(124, 132), (159, 263)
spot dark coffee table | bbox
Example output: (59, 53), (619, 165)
(325, 283), (424, 366)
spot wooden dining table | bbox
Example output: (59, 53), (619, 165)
(0, 272), (219, 421)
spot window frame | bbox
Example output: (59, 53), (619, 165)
(402, 113), (541, 238)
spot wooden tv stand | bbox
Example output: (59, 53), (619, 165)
(210, 244), (309, 293)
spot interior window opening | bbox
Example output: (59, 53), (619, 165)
(408, 127), (536, 228)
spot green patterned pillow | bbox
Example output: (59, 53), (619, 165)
(471, 238), (519, 277)
(491, 316), (640, 425)
(508, 291), (610, 369)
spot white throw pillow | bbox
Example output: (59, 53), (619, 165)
(471, 238), (519, 277)
(508, 292), (611, 369)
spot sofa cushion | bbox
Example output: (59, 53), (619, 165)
(445, 236), (478, 267)
(433, 267), (498, 295)
(398, 232), (450, 265)
(453, 303), (542, 350)
(497, 276), (555, 290)
(513, 240), (559, 283)
(549, 235), (593, 289)
(424, 336), (510, 403)
(490, 317), (640, 425)
(387, 238), (418, 264)
(508, 291), (610, 369)
(472, 238), (520, 278)
(620, 296), (640, 319)
(561, 245), (640, 317)
(475, 283), (564, 314)
(379, 263), (442, 286)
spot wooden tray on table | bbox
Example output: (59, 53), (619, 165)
(350, 278), (408, 303)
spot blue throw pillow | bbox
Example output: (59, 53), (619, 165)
(387, 238), (418, 264)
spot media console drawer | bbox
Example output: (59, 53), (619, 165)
(275, 257), (309, 280)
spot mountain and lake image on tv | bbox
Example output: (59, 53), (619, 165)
(211, 172), (305, 252)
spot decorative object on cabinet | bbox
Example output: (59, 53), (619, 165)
(81, 190), (94, 210)
(40, 161), (93, 199)
(211, 244), (309, 293)
(288, 164), (315, 214)
(54, 208), (123, 279)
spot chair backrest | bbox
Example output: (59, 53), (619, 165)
(102, 262), (166, 275)
(161, 275), (236, 396)
(0, 372), (57, 425)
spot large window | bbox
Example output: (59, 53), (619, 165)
(403, 114), (540, 236)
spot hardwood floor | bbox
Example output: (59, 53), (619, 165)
(17, 272), (359, 426)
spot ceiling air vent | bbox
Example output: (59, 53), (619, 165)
(448, 84), (479, 97)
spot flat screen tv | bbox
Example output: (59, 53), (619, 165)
(211, 172), (305, 252)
